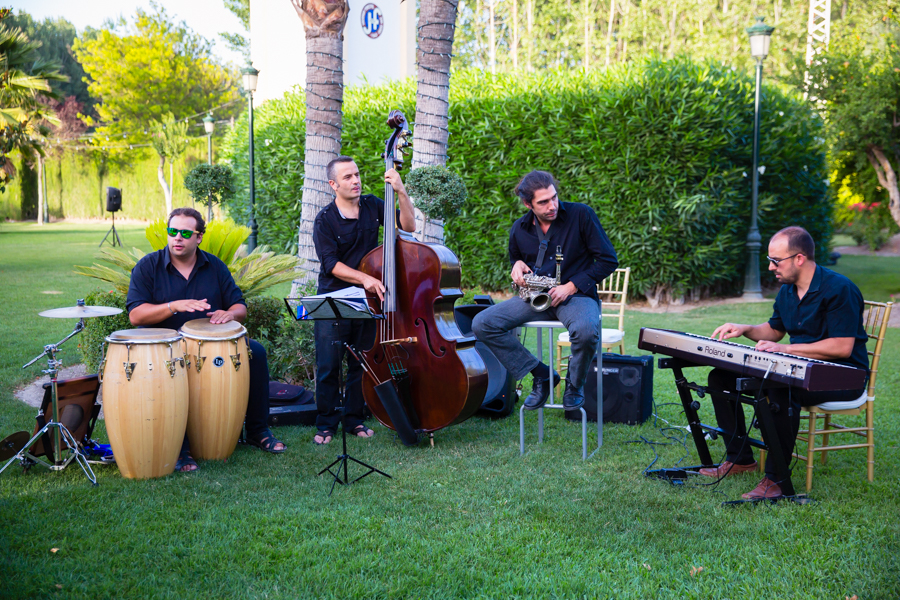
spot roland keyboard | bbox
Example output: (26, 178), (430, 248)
(637, 328), (867, 392)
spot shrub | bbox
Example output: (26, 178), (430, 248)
(221, 59), (831, 299)
(244, 295), (283, 350)
(404, 165), (469, 222)
(846, 202), (899, 250)
(78, 289), (131, 374)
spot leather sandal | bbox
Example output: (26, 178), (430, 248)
(246, 431), (286, 453)
(347, 424), (375, 438)
(313, 430), (334, 445)
(175, 450), (199, 472)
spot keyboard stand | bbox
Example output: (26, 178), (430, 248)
(646, 357), (797, 498)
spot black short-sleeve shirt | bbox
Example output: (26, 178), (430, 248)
(768, 265), (869, 373)
(126, 248), (245, 330)
(313, 194), (396, 294)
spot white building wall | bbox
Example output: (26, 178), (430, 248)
(249, 0), (416, 104)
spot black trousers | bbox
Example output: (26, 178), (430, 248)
(313, 319), (375, 432)
(707, 368), (865, 480)
(183, 338), (271, 452)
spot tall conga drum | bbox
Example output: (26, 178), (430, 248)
(101, 329), (189, 479)
(180, 319), (251, 460)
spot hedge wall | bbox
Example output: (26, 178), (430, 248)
(221, 58), (830, 298)
(1, 139), (213, 222)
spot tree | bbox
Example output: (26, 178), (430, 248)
(150, 113), (189, 216)
(413, 0), (462, 243)
(73, 4), (239, 142)
(7, 11), (92, 111)
(221, 0), (250, 63)
(809, 11), (900, 229)
(184, 162), (236, 223)
(0, 12), (63, 194)
(289, 0), (350, 285)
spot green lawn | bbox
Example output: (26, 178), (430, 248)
(1, 223), (898, 599)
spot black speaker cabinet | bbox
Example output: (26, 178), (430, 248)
(565, 354), (653, 425)
(268, 382), (316, 426)
(454, 303), (517, 418)
(106, 187), (122, 212)
(31, 375), (101, 456)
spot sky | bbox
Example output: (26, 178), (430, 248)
(9, 0), (247, 66)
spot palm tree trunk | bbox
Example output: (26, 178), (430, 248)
(290, 0), (349, 288)
(413, 0), (461, 244)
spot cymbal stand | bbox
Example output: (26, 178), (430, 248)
(0, 319), (98, 485)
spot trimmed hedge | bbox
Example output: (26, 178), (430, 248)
(221, 59), (830, 298)
(1, 140), (213, 222)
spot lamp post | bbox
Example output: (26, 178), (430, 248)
(242, 65), (260, 253)
(203, 113), (215, 165)
(741, 16), (775, 301)
(203, 113), (216, 222)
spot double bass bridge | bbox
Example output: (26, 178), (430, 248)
(382, 337), (418, 346)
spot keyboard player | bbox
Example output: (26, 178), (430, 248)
(702, 226), (869, 499)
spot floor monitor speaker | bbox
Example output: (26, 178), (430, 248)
(565, 354), (653, 425)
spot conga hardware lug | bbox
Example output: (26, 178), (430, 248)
(165, 360), (177, 378)
(182, 354), (191, 369)
(123, 362), (136, 381)
(230, 354), (241, 371)
(195, 355), (205, 372)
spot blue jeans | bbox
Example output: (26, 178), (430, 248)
(314, 319), (375, 431)
(472, 295), (600, 388)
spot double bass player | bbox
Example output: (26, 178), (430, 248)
(311, 155), (416, 445)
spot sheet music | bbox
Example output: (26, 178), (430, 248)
(297, 287), (377, 320)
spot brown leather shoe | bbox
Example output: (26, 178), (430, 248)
(741, 477), (784, 500)
(698, 460), (758, 478)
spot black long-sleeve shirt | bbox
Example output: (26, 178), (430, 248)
(508, 201), (618, 301)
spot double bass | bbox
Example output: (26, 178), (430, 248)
(357, 110), (488, 439)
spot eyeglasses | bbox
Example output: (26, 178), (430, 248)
(167, 227), (201, 240)
(766, 253), (800, 266)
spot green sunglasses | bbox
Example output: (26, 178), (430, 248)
(167, 227), (201, 239)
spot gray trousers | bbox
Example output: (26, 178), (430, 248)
(472, 295), (600, 387)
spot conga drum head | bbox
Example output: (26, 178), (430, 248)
(106, 328), (181, 344)
(180, 318), (246, 340)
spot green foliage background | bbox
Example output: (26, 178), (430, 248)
(221, 59), (831, 297)
(0, 141), (212, 221)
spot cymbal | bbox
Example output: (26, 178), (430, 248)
(39, 305), (123, 319)
(0, 431), (30, 460)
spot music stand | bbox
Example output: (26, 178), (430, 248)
(285, 292), (391, 495)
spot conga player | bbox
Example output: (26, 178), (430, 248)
(126, 208), (285, 472)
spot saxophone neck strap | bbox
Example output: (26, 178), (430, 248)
(534, 220), (552, 271)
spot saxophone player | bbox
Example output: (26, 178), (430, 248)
(472, 171), (618, 410)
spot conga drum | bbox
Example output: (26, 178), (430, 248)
(101, 329), (189, 479)
(180, 318), (251, 460)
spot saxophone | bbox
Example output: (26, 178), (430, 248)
(514, 246), (563, 312)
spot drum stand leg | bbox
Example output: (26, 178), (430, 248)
(2, 320), (99, 486)
(317, 359), (390, 496)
